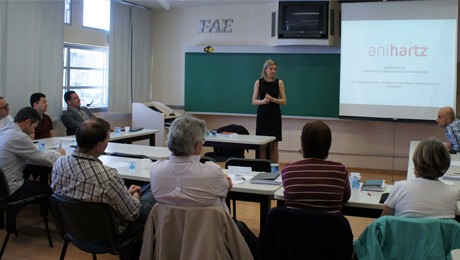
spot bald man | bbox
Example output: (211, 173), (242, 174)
(437, 107), (460, 152)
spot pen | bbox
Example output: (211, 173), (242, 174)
(362, 191), (371, 196)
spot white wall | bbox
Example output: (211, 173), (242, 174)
(64, 0), (108, 47)
(150, 2), (449, 172)
(151, 2), (277, 105)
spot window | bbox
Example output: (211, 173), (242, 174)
(83, 0), (110, 31)
(63, 45), (109, 109)
(64, 0), (72, 24)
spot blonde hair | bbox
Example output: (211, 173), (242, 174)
(412, 138), (450, 180)
(260, 59), (277, 79)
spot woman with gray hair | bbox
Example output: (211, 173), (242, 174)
(150, 115), (232, 210)
(381, 138), (459, 218)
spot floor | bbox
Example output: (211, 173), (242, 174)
(0, 167), (406, 260)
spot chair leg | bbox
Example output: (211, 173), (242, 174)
(59, 241), (69, 260)
(43, 215), (53, 247)
(92, 253), (97, 260)
(0, 231), (11, 258)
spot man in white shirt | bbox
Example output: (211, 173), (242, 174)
(0, 96), (14, 128)
(150, 115), (232, 210)
(0, 107), (65, 202)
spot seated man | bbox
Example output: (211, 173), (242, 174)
(30, 92), (54, 139)
(51, 118), (155, 259)
(0, 96), (14, 128)
(0, 107), (65, 202)
(150, 115), (258, 258)
(436, 106), (460, 152)
(61, 91), (95, 135)
(281, 120), (351, 214)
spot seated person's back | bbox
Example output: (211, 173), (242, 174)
(381, 138), (459, 218)
(281, 120), (351, 213)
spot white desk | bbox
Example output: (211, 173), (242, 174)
(274, 185), (392, 218)
(37, 137), (170, 161)
(99, 155), (151, 182)
(104, 143), (171, 161)
(100, 156), (280, 231)
(203, 134), (276, 160)
(109, 128), (158, 146)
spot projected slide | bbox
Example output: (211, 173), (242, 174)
(340, 1), (457, 120)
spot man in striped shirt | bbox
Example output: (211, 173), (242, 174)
(281, 121), (351, 213)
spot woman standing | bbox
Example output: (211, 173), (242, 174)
(252, 60), (286, 163)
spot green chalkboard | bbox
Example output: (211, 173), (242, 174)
(185, 52), (340, 118)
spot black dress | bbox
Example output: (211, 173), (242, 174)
(256, 78), (282, 141)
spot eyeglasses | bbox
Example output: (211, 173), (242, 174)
(0, 104), (9, 110)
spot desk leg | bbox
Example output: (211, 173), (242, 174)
(255, 148), (261, 159)
(265, 143), (271, 161)
(149, 134), (155, 146)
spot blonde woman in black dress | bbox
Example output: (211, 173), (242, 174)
(252, 60), (286, 163)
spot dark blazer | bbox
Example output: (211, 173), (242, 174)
(61, 107), (95, 135)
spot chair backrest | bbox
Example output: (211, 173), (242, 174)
(49, 194), (120, 254)
(0, 168), (10, 202)
(260, 206), (353, 260)
(212, 124), (249, 157)
(200, 156), (217, 163)
(140, 203), (253, 260)
(354, 216), (460, 260)
(225, 158), (272, 172)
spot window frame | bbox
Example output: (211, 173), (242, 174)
(63, 44), (109, 111)
(64, 0), (72, 25)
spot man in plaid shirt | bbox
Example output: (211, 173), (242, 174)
(437, 107), (460, 152)
(51, 117), (155, 259)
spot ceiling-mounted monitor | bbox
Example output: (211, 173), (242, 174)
(278, 1), (328, 39)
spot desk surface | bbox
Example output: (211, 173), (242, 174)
(274, 184), (392, 210)
(38, 136), (170, 161)
(109, 128), (158, 141)
(100, 155), (281, 195)
(104, 143), (171, 160)
(204, 134), (275, 145)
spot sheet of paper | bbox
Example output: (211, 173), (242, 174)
(106, 161), (129, 169)
(227, 166), (251, 174)
(227, 173), (245, 184)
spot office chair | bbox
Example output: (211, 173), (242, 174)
(225, 158), (272, 220)
(140, 203), (253, 260)
(49, 194), (142, 260)
(0, 168), (53, 258)
(354, 216), (460, 260)
(200, 156), (217, 163)
(260, 206), (353, 260)
(225, 158), (272, 172)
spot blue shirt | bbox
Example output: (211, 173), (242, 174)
(445, 118), (460, 151)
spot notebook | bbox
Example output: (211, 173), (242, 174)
(250, 172), (281, 185)
(121, 127), (144, 132)
(361, 179), (386, 192)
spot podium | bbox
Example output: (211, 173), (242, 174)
(132, 102), (179, 146)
